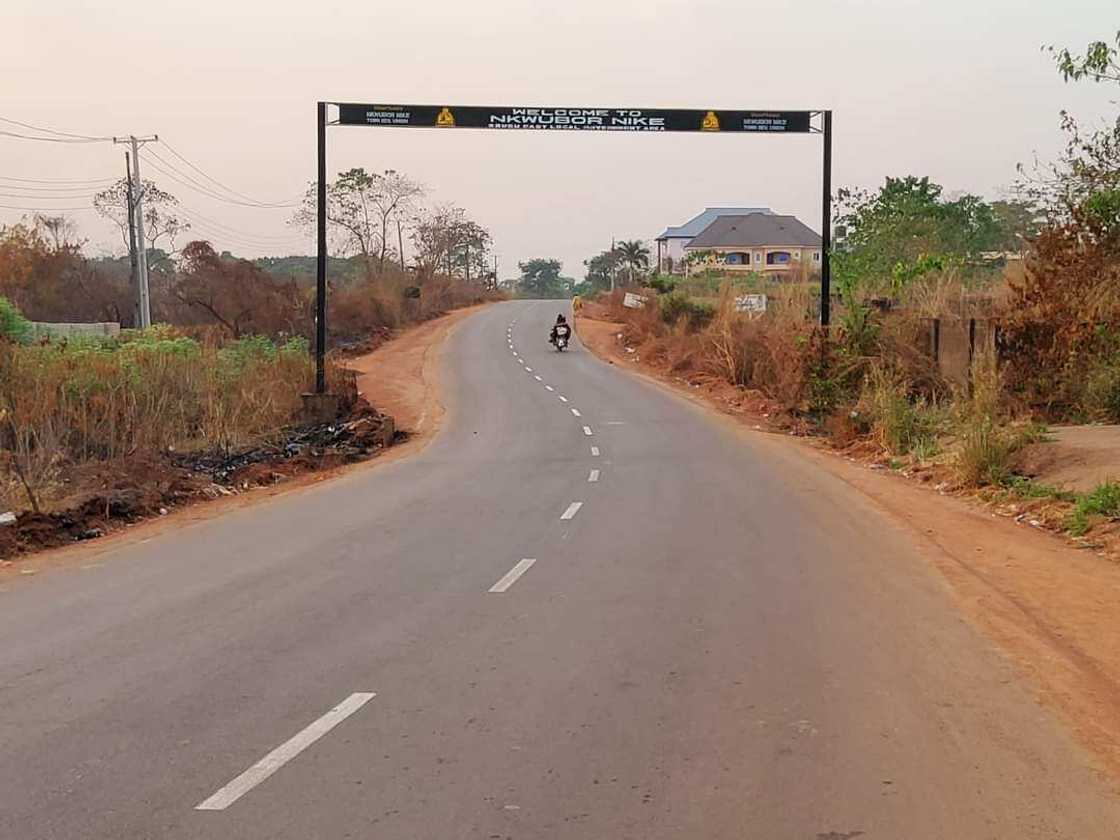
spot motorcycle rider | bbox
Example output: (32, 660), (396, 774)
(550, 314), (571, 347)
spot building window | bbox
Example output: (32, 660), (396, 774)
(813, 251), (821, 262)
(754, 252), (762, 263)
(766, 251), (792, 266)
(725, 252), (749, 265)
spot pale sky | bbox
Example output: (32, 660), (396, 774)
(3, 0), (1117, 278)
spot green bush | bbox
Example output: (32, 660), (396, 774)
(660, 291), (715, 327)
(1068, 482), (1120, 537)
(0, 296), (32, 344)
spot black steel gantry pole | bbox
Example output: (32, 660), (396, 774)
(820, 109), (833, 327)
(315, 101), (328, 394)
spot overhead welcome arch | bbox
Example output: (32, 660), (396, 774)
(313, 101), (833, 392)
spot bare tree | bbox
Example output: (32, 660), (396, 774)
(93, 179), (188, 259)
(411, 204), (491, 279)
(32, 214), (84, 251)
(370, 169), (425, 272)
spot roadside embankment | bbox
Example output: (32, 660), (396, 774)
(0, 304), (487, 569)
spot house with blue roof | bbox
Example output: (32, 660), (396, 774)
(655, 207), (773, 273)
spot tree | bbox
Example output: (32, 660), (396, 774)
(93, 178), (188, 261)
(583, 248), (621, 292)
(369, 169), (425, 272)
(990, 199), (1043, 254)
(293, 168), (427, 278)
(517, 258), (567, 299)
(616, 240), (650, 286)
(172, 241), (304, 338)
(411, 204), (491, 279)
(1020, 31), (1120, 237)
(833, 176), (1001, 292)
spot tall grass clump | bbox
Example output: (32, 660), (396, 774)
(860, 363), (941, 456)
(953, 351), (1043, 486)
(0, 328), (324, 513)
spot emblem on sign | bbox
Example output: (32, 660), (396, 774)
(436, 107), (456, 127)
(701, 110), (720, 131)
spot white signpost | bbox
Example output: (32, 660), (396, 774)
(735, 294), (768, 315)
(623, 292), (649, 309)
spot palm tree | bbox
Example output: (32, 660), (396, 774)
(616, 239), (651, 286)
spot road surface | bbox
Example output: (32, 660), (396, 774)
(2, 300), (1118, 839)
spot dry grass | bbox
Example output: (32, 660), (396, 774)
(0, 330), (332, 514)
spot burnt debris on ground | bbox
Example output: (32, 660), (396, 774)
(0, 399), (400, 561)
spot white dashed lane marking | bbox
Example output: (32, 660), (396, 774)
(488, 559), (537, 593)
(534, 375), (542, 381)
(195, 693), (376, 810)
(570, 408), (581, 417)
(582, 426), (593, 436)
(558, 396), (568, 402)
(591, 446), (600, 456)
(588, 469), (600, 482)
(560, 502), (583, 520)
(545, 385), (554, 392)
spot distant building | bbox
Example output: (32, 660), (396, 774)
(682, 213), (821, 275)
(655, 207), (773, 274)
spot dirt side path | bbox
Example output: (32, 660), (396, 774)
(347, 304), (484, 443)
(577, 312), (1120, 783)
(0, 306), (486, 583)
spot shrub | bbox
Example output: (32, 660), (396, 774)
(1068, 482), (1120, 537)
(860, 363), (942, 455)
(952, 352), (1044, 486)
(659, 291), (714, 328)
(1079, 354), (1120, 422)
(0, 296), (32, 344)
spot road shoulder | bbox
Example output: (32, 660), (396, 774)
(0, 305), (486, 582)
(577, 311), (1120, 785)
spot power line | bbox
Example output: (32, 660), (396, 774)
(0, 115), (113, 142)
(0, 129), (108, 144)
(141, 149), (298, 209)
(174, 207), (310, 248)
(0, 174), (117, 185)
(0, 191), (99, 201)
(0, 183), (107, 195)
(0, 202), (97, 212)
(159, 138), (300, 208)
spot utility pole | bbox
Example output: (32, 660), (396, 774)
(820, 109), (833, 327)
(113, 134), (158, 328)
(315, 102), (327, 394)
(397, 217), (406, 270)
(610, 236), (616, 294)
(124, 152), (140, 327)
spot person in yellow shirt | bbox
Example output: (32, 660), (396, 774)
(572, 294), (583, 315)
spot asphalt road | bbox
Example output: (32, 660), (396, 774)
(2, 300), (1119, 839)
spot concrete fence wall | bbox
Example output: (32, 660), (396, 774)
(927, 317), (996, 389)
(31, 322), (121, 340)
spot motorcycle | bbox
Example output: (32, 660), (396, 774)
(551, 324), (571, 352)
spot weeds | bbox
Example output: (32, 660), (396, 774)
(0, 327), (329, 513)
(0, 296), (32, 344)
(860, 363), (942, 455)
(1068, 482), (1120, 536)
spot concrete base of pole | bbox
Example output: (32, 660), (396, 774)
(300, 392), (342, 425)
